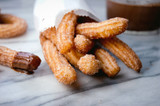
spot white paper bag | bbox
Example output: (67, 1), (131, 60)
(34, 0), (100, 32)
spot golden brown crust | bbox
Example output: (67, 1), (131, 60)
(41, 27), (101, 76)
(41, 27), (84, 68)
(77, 54), (101, 75)
(41, 27), (57, 44)
(74, 34), (94, 53)
(100, 37), (142, 72)
(0, 46), (17, 67)
(40, 34), (77, 84)
(0, 46), (41, 74)
(95, 48), (120, 77)
(76, 17), (128, 39)
(0, 14), (27, 38)
(56, 11), (77, 54)
(64, 49), (84, 68)
(41, 27), (84, 69)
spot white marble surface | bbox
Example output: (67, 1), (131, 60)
(0, 0), (160, 106)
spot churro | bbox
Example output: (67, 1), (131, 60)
(0, 46), (41, 74)
(74, 34), (94, 53)
(64, 49), (84, 68)
(77, 54), (101, 75)
(56, 11), (77, 54)
(40, 35), (77, 84)
(95, 48), (120, 77)
(0, 14), (27, 38)
(41, 27), (57, 44)
(76, 17), (128, 39)
(100, 37), (142, 72)
(65, 51), (101, 75)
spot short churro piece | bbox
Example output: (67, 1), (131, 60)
(65, 50), (101, 75)
(77, 54), (101, 75)
(0, 46), (41, 74)
(74, 34), (94, 53)
(41, 27), (57, 44)
(40, 34), (76, 85)
(76, 17), (128, 39)
(0, 14), (27, 38)
(95, 48), (120, 77)
(64, 49), (84, 68)
(100, 37), (142, 72)
(56, 11), (77, 54)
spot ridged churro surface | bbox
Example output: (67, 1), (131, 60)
(0, 46), (17, 67)
(74, 34), (94, 53)
(56, 11), (77, 54)
(76, 17), (128, 39)
(100, 37), (142, 72)
(95, 48), (120, 77)
(77, 54), (101, 75)
(64, 49), (84, 68)
(41, 27), (57, 44)
(40, 32), (76, 85)
(0, 14), (27, 38)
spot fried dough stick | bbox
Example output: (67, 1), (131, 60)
(74, 34), (94, 54)
(74, 33), (120, 77)
(77, 54), (101, 75)
(76, 17), (128, 39)
(40, 31), (76, 85)
(0, 46), (41, 74)
(56, 11), (77, 54)
(100, 37), (142, 72)
(95, 48), (120, 77)
(0, 14), (27, 38)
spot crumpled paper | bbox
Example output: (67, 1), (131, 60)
(34, 0), (100, 32)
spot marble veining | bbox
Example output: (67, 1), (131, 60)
(0, 0), (160, 106)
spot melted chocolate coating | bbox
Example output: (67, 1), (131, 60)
(12, 52), (41, 74)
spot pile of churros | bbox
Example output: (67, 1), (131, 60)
(40, 11), (142, 85)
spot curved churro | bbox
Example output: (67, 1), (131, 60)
(56, 11), (77, 54)
(40, 35), (76, 85)
(76, 17), (128, 39)
(0, 46), (41, 74)
(74, 34), (94, 53)
(100, 37), (142, 72)
(0, 14), (27, 38)
(77, 54), (101, 75)
(95, 48), (120, 77)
